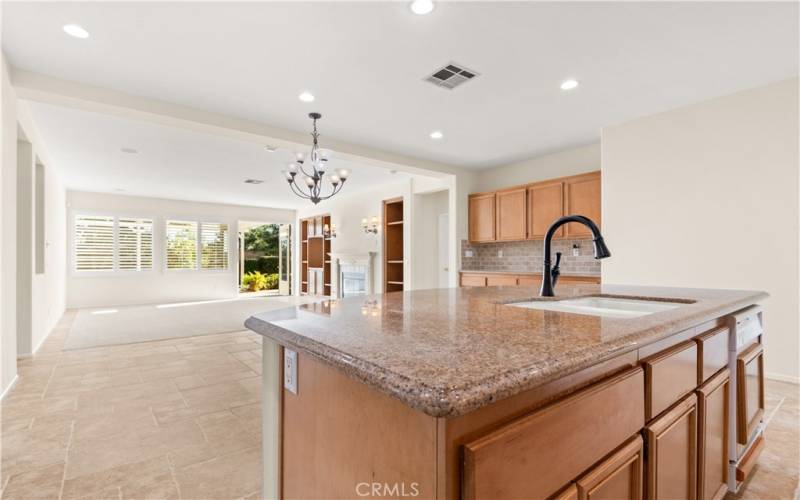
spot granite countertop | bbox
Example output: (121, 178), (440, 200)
(245, 285), (766, 418)
(460, 269), (601, 277)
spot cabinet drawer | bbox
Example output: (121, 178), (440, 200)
(736, 343), (764, 445)
(518, 276), (541, 287)
(486, 275), (518, 286)
(461, 274), (487, 287)
(694, 327), (729, 385)
(643, 340), (698, 420)
(462, 368), (644, 500)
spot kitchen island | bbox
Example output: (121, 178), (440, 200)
(245, 284), (767, 500)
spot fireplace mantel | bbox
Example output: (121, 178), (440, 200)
(329, 251), (377, 298)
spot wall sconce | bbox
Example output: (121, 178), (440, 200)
(362, 216), (379, 234)
(324, 223), (337, 238)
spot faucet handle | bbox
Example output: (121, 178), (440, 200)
(551, 252), (562, 287)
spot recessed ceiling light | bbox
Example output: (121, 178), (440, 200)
(560, 79), (579, 90)
(410, 0), (435, 15)
(264, 145), (277, 152)
(298, 92), (315, 103)
(63, 24), (90, 39)
(429, 130), (443, 140)
(244, 179), (265, 185)
(120, 147), (138, 154)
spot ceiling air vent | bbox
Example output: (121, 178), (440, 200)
(424, 62), (479, 90)
(244, 179), (264, 184)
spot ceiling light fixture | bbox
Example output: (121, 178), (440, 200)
(244, 179), (264, 184)
(264, 145), (277, 152)
(430, 130), (444, 140)
(410, 0), (435, 15)
(63, 24), (90, 39)
(282, 113), (349, 205)
(298, 91), (315, 103)
(560, 79), (579, 90)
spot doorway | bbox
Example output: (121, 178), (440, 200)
(238, 222), (291, 296)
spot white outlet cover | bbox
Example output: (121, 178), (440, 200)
(465, 250), (474, 258)
(284, 349), (297, 394)
(498, 250), (503, 257)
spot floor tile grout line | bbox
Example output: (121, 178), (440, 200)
(57, 419), (76, 500)
(166, 454), (183, 500)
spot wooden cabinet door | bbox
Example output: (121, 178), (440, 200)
(575, 435), (643, 500)
(469, 193), (496, 242)
(564, 172), (601, 238)
(697, 369), (729, 500)
(460, 273), (487, 287)
(496, 187), (527, 241)
(527, 181), (564, 239)
(645, 393), (698, 500)
(486, 274), (519, 287)
(736, 343), (764, 445)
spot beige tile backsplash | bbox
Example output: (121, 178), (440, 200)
(461, 238), (601, 275)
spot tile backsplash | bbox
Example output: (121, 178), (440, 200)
(461, 238), (601, 275)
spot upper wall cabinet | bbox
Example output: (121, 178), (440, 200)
(469, 193), (496, 243)
(528, 181), (565, 239)
(468, 171), (601, 243)
(564, 172), (601, 238)
(496, 187), (527, 241)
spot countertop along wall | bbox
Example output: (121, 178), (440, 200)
(602, 78), (799, 382)
(66, 191), (295, 308)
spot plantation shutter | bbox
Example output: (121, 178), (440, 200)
(74, 215), (115, 271)
(200, 222), (229, 270)
(118, 218), (153, 271)
(166, 220), (198, 270)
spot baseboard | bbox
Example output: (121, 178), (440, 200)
(0, 375), (19, 401)
(766, 372), (800, 384)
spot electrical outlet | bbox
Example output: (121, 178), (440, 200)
(465, 250), (474, 258)
(498, 249), (504, 258)
(284, 349), (298, 394)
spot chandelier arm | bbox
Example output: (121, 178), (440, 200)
(289, 181), (313, 199)
(318, 182), (344, 201)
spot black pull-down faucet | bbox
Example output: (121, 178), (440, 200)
(540, 215), (610, 297)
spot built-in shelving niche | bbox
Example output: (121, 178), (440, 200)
(299, 214), (332, 296)
(383, 197), (404, 293)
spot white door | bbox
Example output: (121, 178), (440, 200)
(438, 213), (449, 288)
(278, 224), (291, 295)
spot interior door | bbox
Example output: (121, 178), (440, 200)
(278, 224), (291, 296)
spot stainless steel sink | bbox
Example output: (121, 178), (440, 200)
(507, 296), (685, 318)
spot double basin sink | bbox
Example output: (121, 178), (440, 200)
(508, 296), (688, 318)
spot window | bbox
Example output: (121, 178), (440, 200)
(118, 218), (153, 271)
(166, 220), (198, 270)
(166, 220), (229, 271)
(74, 215), (115, 271)
(200, 222), (229, 270)
(74, 215), (153, 273)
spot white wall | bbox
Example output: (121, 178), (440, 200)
(474, 143), (600, 192)
(66, 191), (295, 308)
(412, 189), (449, 290)
(602, 78), (799, 382)
(1, 55), (18, 392)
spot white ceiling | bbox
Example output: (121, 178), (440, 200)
(27, 101), (414, 209)
(3, 2), (798, 169)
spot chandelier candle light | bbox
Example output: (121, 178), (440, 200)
(283, 113), (349, 204)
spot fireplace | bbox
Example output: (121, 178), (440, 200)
(329, 251), (377, 298)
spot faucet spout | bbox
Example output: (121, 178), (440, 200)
(540, 215), (610, 297)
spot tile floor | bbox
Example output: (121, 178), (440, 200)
(0, 309), (797, 499)
(1, 310), (263, 500)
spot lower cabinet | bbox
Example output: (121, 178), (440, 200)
(697, 369), (729, 500)
(574, 435), (644, 500)
(644, 393), (698, 500)
(736, 343), (764, 445)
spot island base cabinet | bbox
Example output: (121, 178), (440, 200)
(574, 435), (644, 500)
(697, 369), (729, 500)
(645, 393), (698, 500)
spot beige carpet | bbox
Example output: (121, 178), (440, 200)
(65, 295), (315, 350)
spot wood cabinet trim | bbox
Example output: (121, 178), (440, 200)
(643, 340), (698, 421)
(575, 435), (644, 500)
(696, 369), (729, 500)
(735, 435), (764, 482)
(694, 327), (729, 385)
(468, 192), (497, 243)
(527, 180), (564, 240)
(495, 187), (528, 241)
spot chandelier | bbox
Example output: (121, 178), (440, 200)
(283, 113), (349, 204)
